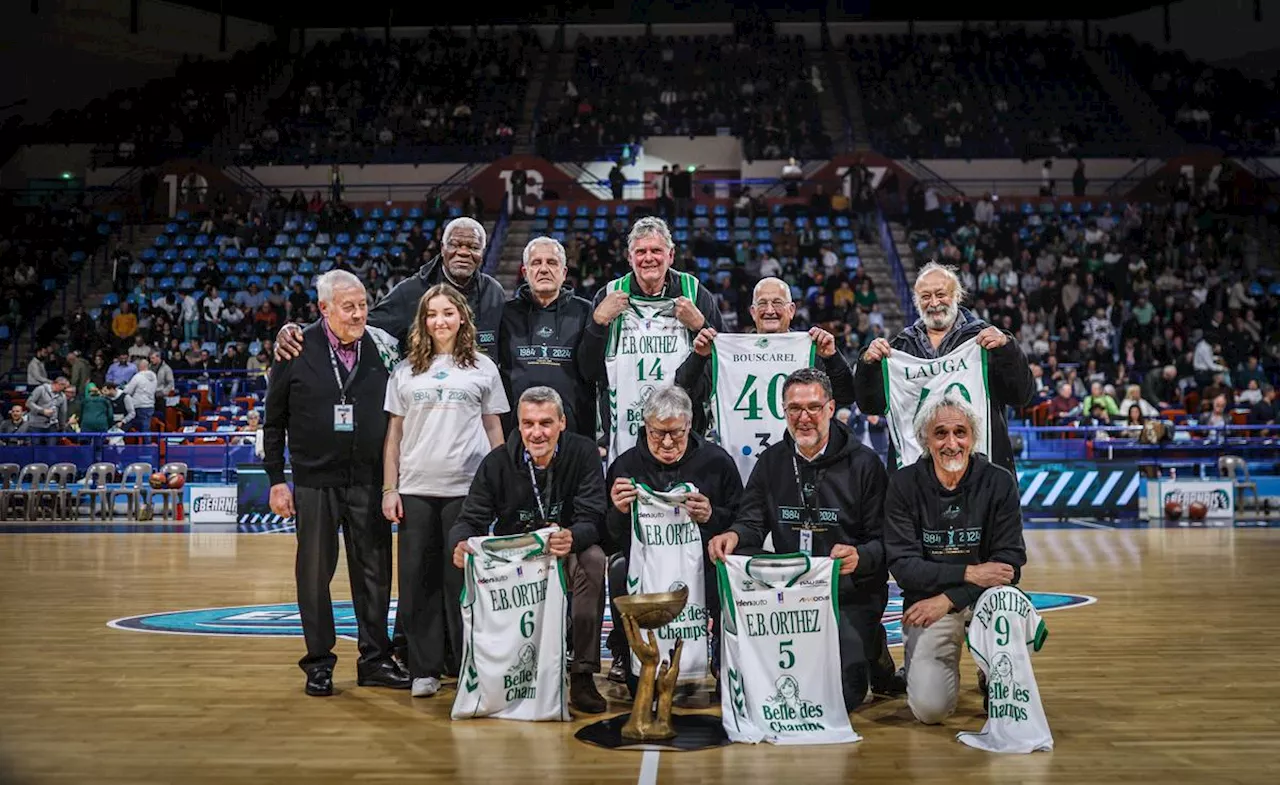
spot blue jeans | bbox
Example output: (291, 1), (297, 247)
(132, 408), (155, 432)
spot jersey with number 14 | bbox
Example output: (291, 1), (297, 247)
(717, 554), (861, 746)
(604, 272), (698, 465)
(711, 333), (815, 483)
(452, 528), (570, 722)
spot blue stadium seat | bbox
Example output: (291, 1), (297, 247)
(298, 261), (315, 274)
(315, 233), (330, 246)
(172, 262), (188, 275)
(674, 230), (689, 242)
(154, 235), (169, 248)
(326, 245), (342, 258)
(179, 276), (197, 290)
(615, 204), (630, 217)
(222, 247), (240, 260)
(173, 235), (189, 248)
(408, 207), (423, 219)
(380, 220), (397, 233)
(140, 248), (157, 261)
(355, 233), (371, 245)
(149, 262), (166, 275)
(375, 232), (392, 244)
(264, 248), (281, 259)
(447, 206), (462, 218)
(164, 222), (179, 235)
(193, 234), (209, 247)
(233, 261), (251, 274)
(713, 204), (728, 216)
(695, 204), (708, 217)
(335, 233), (350, 245)
(181, 249), (198, 261)
(295, 233), (311, 246)
(158, 277), (176, 291)
(244, 247), (260, 259)
(370, 208), (384, 220)
(162, 249), (179, 262)
(421, 220), (437, 231)
(285, 247), (302, 259)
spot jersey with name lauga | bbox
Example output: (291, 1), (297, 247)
(883, 337), (991, 468)
(384, 353), (509, 498)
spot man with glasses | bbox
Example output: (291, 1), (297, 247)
(275, 216), (506, 360)
(602, 385), (743, 683)
(708, 367), (890, 713)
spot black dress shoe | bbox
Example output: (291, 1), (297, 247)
(357, 660), (411, 689)
(305, 669), (334, 697)
(569, 672), (607, 714)
(607, 652), (630, 684)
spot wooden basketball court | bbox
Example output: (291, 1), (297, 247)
(0, 523), (1276, 784)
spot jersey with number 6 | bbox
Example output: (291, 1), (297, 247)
(717, 554), (861, 746)
(627, 482), (709, 683)
(452, 528), (570, 722)
(604, 272), (698, 466)
(711, 333), (815, 483)
(957, 586), (1052, 753)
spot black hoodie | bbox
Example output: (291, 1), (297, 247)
(727, 421), (888, 602)
(852, 306), (1034, 473)
(368, 254), (507, 356)
(883, 453), (1027, 612)
(498, 284), (595, 438)
(447, 431), (605, 555)
(603, 428), (744, 554)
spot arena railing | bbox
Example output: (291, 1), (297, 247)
(875, 206), (917, 323)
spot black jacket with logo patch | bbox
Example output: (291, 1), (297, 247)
(883, 453), (1027, 612)
(498, 284), (595, 438)
(369, 254), (507, 357)
(727, 421), (888, 603)
(448, 431), (605, 554)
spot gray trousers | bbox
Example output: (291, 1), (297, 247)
(903, 608), (972, 724)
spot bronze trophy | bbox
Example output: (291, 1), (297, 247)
(614, 586), (688, 741)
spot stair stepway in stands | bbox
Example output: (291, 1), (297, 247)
(815, 58), (849, 156)
(513, 48), (551, 156)
(495, 222), (534, 293)
(839, 58), (871, 152)
(1080, 47), (1181, 150)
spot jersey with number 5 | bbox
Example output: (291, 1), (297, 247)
(452, 528), (570, 722)
(711, 333), (815, 483)
(717, 554), (861, 745)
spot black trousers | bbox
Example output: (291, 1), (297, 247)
(397, 494), (465, 679)
(444, 542), (607, 674)
(294, 484), (393, 675)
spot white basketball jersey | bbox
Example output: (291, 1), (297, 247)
(626, 482), (709, 683)
(957, 586), (1053, 753)
(452, 528), (570, 722)
(604, 272), (698, 466)
(883, 337), (991, 468)
(711, 333), (815, 483)
(717, 554), (861, 746)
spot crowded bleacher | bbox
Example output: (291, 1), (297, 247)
(538, 33), (830, 161)
(850, 28), (1136, 159)
(240, 30), (535, 165)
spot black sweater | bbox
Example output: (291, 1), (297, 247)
(369, 254), (507, 356)
(498, 284), (596, 438)
(852, 307), (1034, 473)
(883, 453), (1027, 612)
(727, 422), (888, 602)
(603, 429), (744, 555)
(264, 321), (388, 488)
(448, 432), (605, 554)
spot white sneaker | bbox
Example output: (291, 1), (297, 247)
(412, 677), (441, 698)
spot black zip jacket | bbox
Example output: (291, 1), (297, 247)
(728, 421), (888, 601)
(579, 268), (725, 439)
(448, 431), (605, 554)
(883, 453), (1027, 612)
(603, 428), (744, 555)
(852, 306), (1034, 473)
(498, 284), (595, 438)
(674, 335), (857, 414)
(264, 321), (388, 488)
(369, 254), (507, 356)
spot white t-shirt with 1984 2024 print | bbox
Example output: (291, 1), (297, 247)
(384, 353), (510, 498)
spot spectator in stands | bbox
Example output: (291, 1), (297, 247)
(1081, 382), (1119, 418)
(27, 346), (52, 386)
(264, 269), (409, 698)
(498, 237), (596, 439)
(276, 217), (506, 362)
(24, 376), (70, 439)
(79, 383), (113, 433)
(181, 291), (200, 341)
(106, 353), (136, 387)
(124, 359), (157, 432)
(1120, 384), (1159, 419)
(1047, 382), (1081, 423)
(0, 405), (26, 439)
(1250, 385), (1277, 427)
(112, 303), (138, 346)
(1141, 365), (1178, 410)
(127, 335), (152, 364)
(202, 286), (225, 342)
(101, 381), (134, 429)
(854, 262), (1034, 473)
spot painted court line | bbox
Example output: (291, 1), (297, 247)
(637, 750), (660, 785)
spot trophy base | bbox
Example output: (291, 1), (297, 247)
(575, 713), (730, 752)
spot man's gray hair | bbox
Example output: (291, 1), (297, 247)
(642, 385), (693, 424)
(627, 216), (674, 254)
(518, 385), (564, 417)
(316, 269), (365, 304)
(913, 391), (984, 456)
(752, 277), (793, 304)
(523, 236), (566, 266)
(442, 216), (487, 253)
(914, 261), (967, 305)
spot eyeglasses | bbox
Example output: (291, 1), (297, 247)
(784, 403), (828, 418)
(646, 425), (689, 444)
(753, 299), (789, 310)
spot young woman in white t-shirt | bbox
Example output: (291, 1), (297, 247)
(381, 283), (508, 698)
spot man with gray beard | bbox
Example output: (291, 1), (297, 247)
(853, 262), (1034, 474)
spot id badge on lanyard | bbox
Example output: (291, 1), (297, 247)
(799, 528), (813, 556)
(329, 341), (360, 432)
(793, 453), (816, 555)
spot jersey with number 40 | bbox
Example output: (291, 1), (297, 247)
(717, 554), (861, 746)
(452, 528), (570, 722)
(711, 333), (815, 483)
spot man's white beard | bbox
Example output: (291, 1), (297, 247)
(939, 452), (968, 473)
(919, 300), (959, 331)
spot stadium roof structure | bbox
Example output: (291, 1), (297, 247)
(169, 0), (1168, 28)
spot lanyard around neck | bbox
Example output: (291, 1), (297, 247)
(326, 339), (360, 404)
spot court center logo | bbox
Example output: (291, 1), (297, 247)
(111, 586), (1096, 650)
